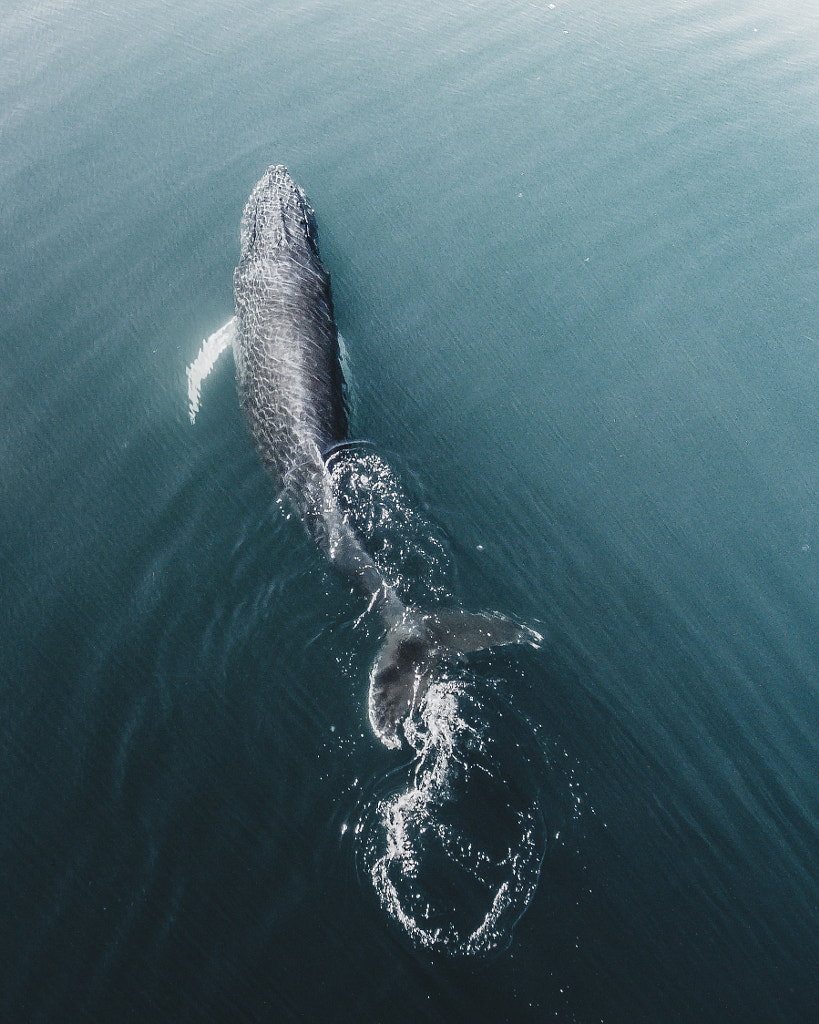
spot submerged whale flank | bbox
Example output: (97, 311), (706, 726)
(189, 165), (539, 748)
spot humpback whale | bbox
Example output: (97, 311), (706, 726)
(188, 165), (539, 748)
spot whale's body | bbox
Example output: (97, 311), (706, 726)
(190, 165), (539, 748)
(234, 165), (347, 485)
(232, 166), (398, 614)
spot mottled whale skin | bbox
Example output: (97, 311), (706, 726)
(232, 166), (391, 604)
(199, 165), (539, 748)
(234, 166), (347, 478)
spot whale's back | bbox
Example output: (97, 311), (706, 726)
(232, 169), (348, 486)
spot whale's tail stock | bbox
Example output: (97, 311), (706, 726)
(368, 606), (542, 749)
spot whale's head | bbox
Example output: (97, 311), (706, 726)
(239, 164), (319, 263)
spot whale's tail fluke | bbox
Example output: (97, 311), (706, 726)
(368, 608), (542, 749)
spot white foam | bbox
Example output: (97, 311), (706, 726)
(360, 678), (545, 957)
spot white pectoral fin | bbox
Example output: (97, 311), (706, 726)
(186, 316), (237, 423)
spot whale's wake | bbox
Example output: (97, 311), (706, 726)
(327, 449), (546, 955)
(355, 674), (546, 957)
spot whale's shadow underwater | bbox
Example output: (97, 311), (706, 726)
(187, 165), (546, 955)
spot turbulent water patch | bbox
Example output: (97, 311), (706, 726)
(328, 447), (452, 607)
(355, 675), (546, 957)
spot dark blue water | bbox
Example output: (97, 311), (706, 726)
(2, 1), (818, 1020)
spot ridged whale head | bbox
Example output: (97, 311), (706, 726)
(239, 164), (319, 261)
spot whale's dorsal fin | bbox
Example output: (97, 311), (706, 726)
(186, 317), (237, 423)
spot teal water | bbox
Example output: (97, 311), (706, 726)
(2, 0), (819, 1020)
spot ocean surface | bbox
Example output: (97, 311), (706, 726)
(2, 1), (818, 1020)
